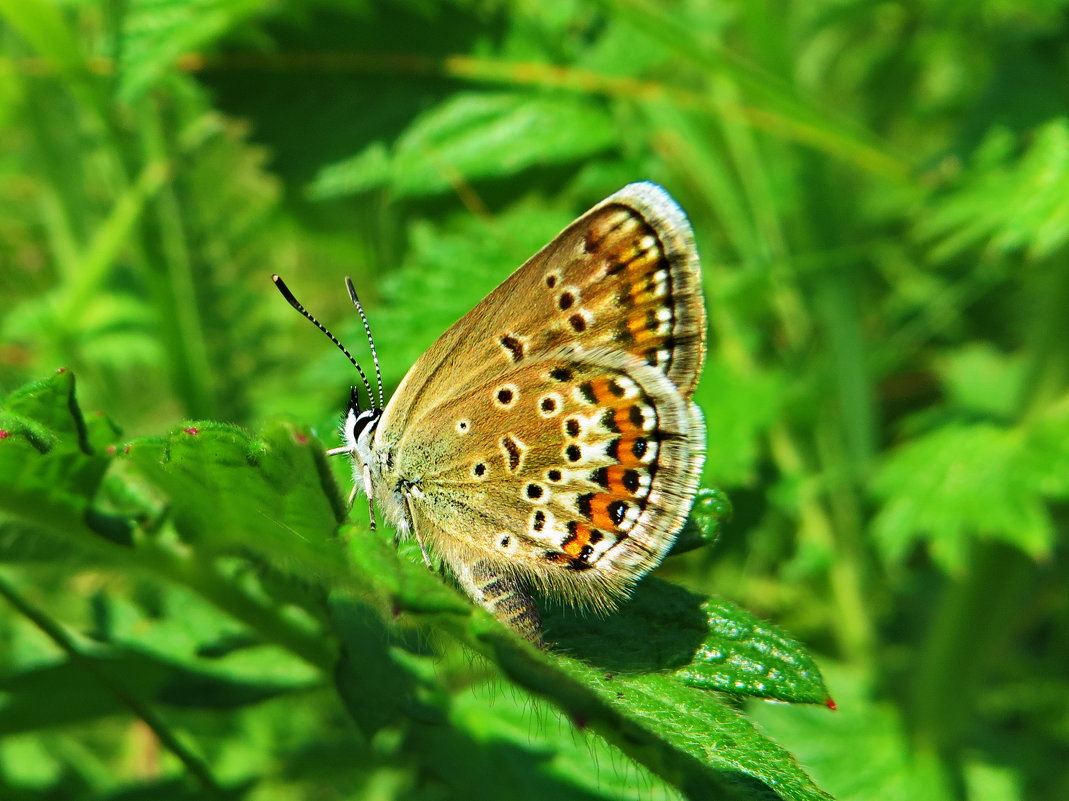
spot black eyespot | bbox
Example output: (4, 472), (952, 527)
(547, 469), (562, 482)
(608, 500), (628, 525)
(565, 418), (581, 438)
(541, 397), (557, 413)
(497, 387), (514, 404)
(632, 438), (648, 459)
(546, 274), (558, 288)
(550, 366), (573, 381)
(500, 535), (510, 547)
(526, 483), (544, 500)
(577, 493), (594, 517)
(565, 444), (582, 462)
(473, 462), (486, 477)
(532, 511), (546, 532)
(558, 292), (574, 310)
(569, 313), (587, 332)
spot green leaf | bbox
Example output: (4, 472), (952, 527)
(124, 421), (349, 580)
(0, 649), (312, 737)
(872, 422), (1055, 572)
(118, 0), (269, 102)
(671, 486), (733, 555)
(917, 120), (1069, 261)
(546, 579), (830, 706)
(0, 370), (128, 547)
(936, 344), (1025, 421)
(308, 92), (620, 199)
(1, 373), (832, 800)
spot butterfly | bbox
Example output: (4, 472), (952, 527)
(273, 182), (706, 643)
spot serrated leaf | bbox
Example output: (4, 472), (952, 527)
(917, 119), (1069, 261)
(546, 579), (829, 706)
(124, 421), (349, 581)
(0, 371), (129, 547)
(1, 373), (832, 800)
(118, 0), (268, 102)
(872, 422), (1055, 572)
(309, 92), (620, 199)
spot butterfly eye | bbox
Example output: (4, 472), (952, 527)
(350, 409), (380, 442)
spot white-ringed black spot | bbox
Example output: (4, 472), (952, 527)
(539, 394), (561, 416)
(456, 419), (470, 434)
(608, 500), (628, 526)
(564, 417), (581, 438)
(500, 534), (511, 547)
(532, 510), (546, 532)
(495, 385), (518, 406)
(473, 462), (487, 478)
(546, 468), (563, 482)
(558, 291), (575, 310)
(565, 444), (582, 462)
(525, 483), (544, 500)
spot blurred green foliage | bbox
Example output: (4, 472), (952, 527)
(1, 0), (1067, 799)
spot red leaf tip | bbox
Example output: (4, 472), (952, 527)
(294, 431), (309, 445)
(825, 697), (838, 711)
(0, 430), (9, 439)
(184, 427), (199, 435)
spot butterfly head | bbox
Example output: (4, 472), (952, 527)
(342, 385), (382, 469)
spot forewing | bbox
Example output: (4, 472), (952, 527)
(378, 182), (706, 441)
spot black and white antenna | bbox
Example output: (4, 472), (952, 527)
(272, 274), (375, 410)
(345, 277), (385, 410)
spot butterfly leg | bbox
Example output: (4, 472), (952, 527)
(452, 559), (542, 644)
(362, 463), (377, 531)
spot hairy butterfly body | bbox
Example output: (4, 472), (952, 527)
(275, 182), (706, 643)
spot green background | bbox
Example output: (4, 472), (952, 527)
(1, 1), (1067, 799)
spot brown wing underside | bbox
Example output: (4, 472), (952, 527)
(398, 348), (705, 605)
(379, 182), (706, 440)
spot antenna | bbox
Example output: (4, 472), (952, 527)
(345, 277), (385, 409)
(272, 274), (375, 410)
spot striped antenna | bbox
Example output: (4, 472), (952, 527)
(272, 274), (375, 410)
(345, 277), (385, 409)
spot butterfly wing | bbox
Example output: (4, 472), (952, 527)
(369, 182), (706, 624)
(388, 345), (704, 609)
(377, 181), (705, 441)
